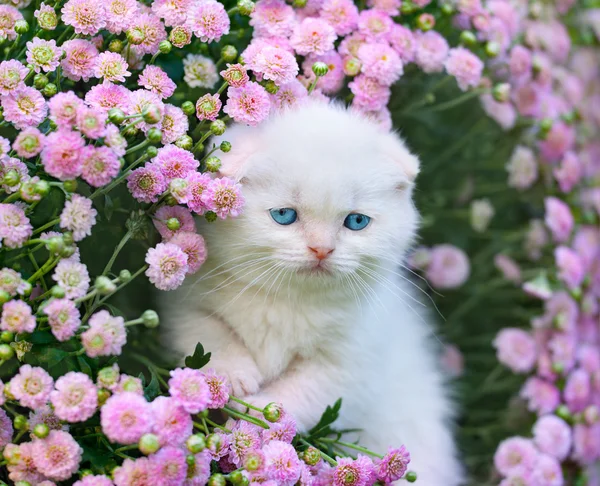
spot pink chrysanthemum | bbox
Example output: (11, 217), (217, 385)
(539, 121), (576, 163)
(0, 60), (29, 95)
(61, 0), (107, 35)
(250, 0), (296, 37)
(26, 38), (63, 73)
(48, 91), (83, 127)
(263, 440), (303, 484)
(0, 157), (30, 193)
(6, 441), (46, 484)
(150, 446), (188, 486)
(105, 0), (138, 33)
(201, 177), (245, 219)
(101, 392), (153, 444)
(444, 47), (484, 91)
(153, 144), (199, 180)
(129, 13), (167, 56)
(1, 86), (47, 129)
(0, 408), (13, 448)
(32, 430), (83, 481)
(187, 0), (230, 43)
(220, 63), (249, 88)
(271, 79), (308, 111)
(41, 129), (85, 180)
(555, 246), (585, 290)
(229, 420), (261, 466)
(357, 42), (403, 87)
(29, 404), (65, 433)
(1, 299), (35, 334)
(224, 81), (270, 126)
(494, 437), (538, 477)
(160, 104), (188, 144)
(34, 2), (58, 29)
(76, 106), (107, 139)
(0, 5), (23, 41)
(332, 455), (375, 486)
(113, 457), (152, 486)
(50, 372), (98, 422)
(59, 193), (97, 241)
(357, 9), (392, 42)
(43, 298), (81, 342)
(349, 75), (390, 112)
(0, 136), (10, 157)
(185, 171), (212, 214)
(0, 203), (32, 248)
(61, 39), (98, 82)
(533, 415), (572, 463)
(303, 51), (344, 95)
(128, 89), (165, 132)
(74, 475), (114, 486)
(150, 396), (192, 447)
(10, 364), (53, 409)
(80, 145), (120, 187)
(520, 377), (560, 414)
(415, 31), (449, 73)
(94, 52), (130, 83)
(320, 0), (359, 36)
(375, 446), (410, 483)
(253, 46), (299, 86)
(290, 18), (336, 56)
(0, 267), (26, 296)
(168, 367), (210, 413)
(169, 25), (192, 47)
(85, 82), (132, 114)
(13, 127), (46, 158)
(262, 415), (297, 444)
(544, 197), (573, 243)
(554, 151), (582, 193)
(52, 259), (90, 299)
(186, 450), (212, 485)
(425, 244), (471, 289)
(183, 53), (219, 88)
(202, 369), (230, 409)
(145, 242), (189, 291)
(493, 328), (537, 373)
(138, 65), (176, 99)
(509, 45), (532, 80)
(81, 309), (127, 358)
(153, 205), (196, 240)
(151, 0), (189, 26)
(387, 24), (416, 63)
(195, 93), (222, 122)
(127, 164), (167, 203)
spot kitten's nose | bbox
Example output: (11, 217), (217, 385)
(308, 246), (335, 260)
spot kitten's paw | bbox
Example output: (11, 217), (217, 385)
(210, 360), (263, 398)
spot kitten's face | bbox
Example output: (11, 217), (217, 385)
(204, 102), (420, 291)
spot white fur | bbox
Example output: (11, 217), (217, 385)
(162, 101), (463, 485)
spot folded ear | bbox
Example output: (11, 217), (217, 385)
(379, 131), (420, 187)
(212, 125), (262, 182)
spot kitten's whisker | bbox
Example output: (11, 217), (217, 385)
(351, 271), (380, 316)
(192, 253), (270, 283)
(217, 262), (281, 313)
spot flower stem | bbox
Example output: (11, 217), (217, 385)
(125, 139), (150, 155)
(424, 87), (488, 113)
(299, 438), (337, 466)
(318, 438), (384, 459)
(124, 317), (144, 327)
(102, 229), (133, 276)
(32, 218), (60, 236)
(223, 406), (270, 429)
(27, 256), (58, 284)
(90, 153), (151, 200)
(229, 396), (265, 413)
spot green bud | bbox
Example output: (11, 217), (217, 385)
(33, 73), (49, 89)
(14, 414), (28, 430)
(97, 388), (111, 406)
(176, 135), (194, 150)
(119, 269), (132, 282)
(139, 433), (160, 455)
(556, 404), (572, 423)
(416, 13), (435, 31)
(1, 331), (14, 343)
(63, 179), (78, 192)
(263, 79), (279, 94)
(208, 474), (227, 486)
(142, 104), (162, 124)
(400, 1), (415, 13)
(228, 470), (245, 485)
(166, 217), (181, 231)
(49, 119), (57, 130)
(220, 141), (231, 153)
(51, 285), (66, 298)
(312, 61), (329, 77)
(441, 2), (454, 14)
(561, 111), (576, 125)
(146, 146), (159, 158)
(263, 402), (282, 423)
(237, 0), (255, 15)
(42, 83), (57, 97)
(80, 469), (94, 477)
(206, 433), (222, 452)
(205, 156), (222, 173)
(205, 211), (217, 223)
(14, 19), (29, 34)
(459, 31), (477, 46)
(108, 39), (124, 53)
(181, 101), (196, 116)
(221, 45), (238, 63)
(492, 83), (511, 103)
(15, 481), (33, 486)
(0, 343), (14, 361)
(35, 179), (50, 197)
(302, 447), (321, 466)
(127, 27), (145, 45)
(33, 423), (50, 439)
(60, 245), (77, 259)
(20, 281), (32, 297)
(2, 169), (20, 187)
(159, 40), (172, 54)
(244, 450), (264, 471)
(405, 471), (418, 483)
(485, 41), (500, 57)
(193, 142), (205, 155)
(20, 181), (38, 203)
(147, 127), (163, 144)
(292, 0), (307, 6)
(186, 434), (206, 454)
(165, 194), (178, 206)
(122, 125), (139, 137)
(45, 236), (64, 256)
(142, 309), (159, 328)
(95, 276), (117, 295)
(539, 117), (553, 135)
(108, 108), (126, 125)
(343, 57), (361, 77)
(62, 232), (74, 246)
(551, 362), (564, 374)
(210, 119), (226, 136)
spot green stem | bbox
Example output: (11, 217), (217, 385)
(120, 117), (143, 134)
(124, 317), (144, 327)
(68, 348), (86, 357)
(318, 438), (383, 459)
(90, 153), (150, 200)
(125, 139), (150, 155)
(229, 396), (265, 413)
(299, 438), (337, 466)
(425, 87), (488, 113)
(28, 252), (48, 292)
(102, 229), (133, 276)
(205, 417), (231, 433)
(74, 288), (98, 304)
(32, 218), (60, 236)
(223, 406), (270, 429)
(56, 26), (73, 45)
(27, 256), (58, 284)
(115, 444), (139, 453)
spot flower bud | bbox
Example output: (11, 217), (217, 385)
(441, 2), (454, 14)
(33, 423), (50, 439)
(292, 0), (307, 6)
(193, 142), (205, 155)
(60, 246), (77, 258)
(405, 471), (417, 482)
(539, 118), (553, 136)
(35, 179), (50, 197)
(0, 291), (10, 305)
(37, 7), (58, 30)
(118, 269), (132, 282)
(108, 108), (126, 125)
(14, 414), (28, 430)
(237, 0), (255, 15)
(228, 470), (245, 485)
(1, 331), (14, 343)
(165, 194), (178, 206)
(2, 169), (19, 187)
(208, 474), (227, 486)
(556, 404), (572, 423)
(181, 101), (196, 116)
(175, 135), (194, 150)
(210, 120), (226, 136)
(63, 179), (78, 192)
(551, 362), (564, 374)
(492, 83), (510, 102)
(165, 218), (181, 232)
(244, 450), (264, 471)
(459, 31), (477, 46)
(417, 13), (435, 31)
(51, 285), (66, 298)
(15, 480), (32, 486)
(159, 40), (172, 54)
(186, 434), (206, 453)
(343, 57), (361, 77)
(139, 433), (160, 455)
(262, 80), (279, 94)
(146, 146), (159, 158)
(45, 236), (64, 255)
(220, 141), (231, 153)
(263, 402), (282, 422)
(400, 1), (415, 13)
(42, 83), (57, 97)
(0, 343), (14, 361)
(20, 281), (32, 297)
(186, 454), (195, 467)
(95, 276), (117, 295)
(20, 181), (38, 203)
(560, 111), (575, 125)
(127, 27), (145, 45)
(109, 39), (124, 53)
(97, 388), (111, 406)
(147, 127), (163, 144)
(205, 156), (222, 173)
(14, 19), (29, 34)
(221, 45), (238, 63)
(142, 309), (159, 328)
(142, 104), (162, 124)
(312, 62), (329, 77)
(205, 211), (217, 223)
(33, 73), (49, 89)
(485, 41), (500, 57)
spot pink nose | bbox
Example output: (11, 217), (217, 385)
(308, 246), (334, 261)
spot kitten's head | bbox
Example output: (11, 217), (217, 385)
(203, 101), (420, 291)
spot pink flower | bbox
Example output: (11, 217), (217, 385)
(1, 86), (47, 129)
(253, 46), (299, 86)
(169, 25), (193, 47)
(48, 91), (83, 127)
(160, 104), (188, 144)
(375, 446), (410, 483)
(444, 47), (483, 91)
(544, 197), (573, 243)
(262, 415), (297, 444)
(145, 242), (189, 291)
(153, 144), (199, 180)
(80, 146), (120, 188)
(302, 51), (344, 95)
(319, 0), (358, 36)
(60, 193), (97, 241)
(50, 372), (98, 422)
(263, 440), (303, 485)
(129, 13), (167, 56)
(554, 151), (582, 193)
(368, 0), (400, 14)
(169, 231), (207, 275)
(574, 423), (600, 464)
(520, 377), (560, 414)
(387, 25), (416, 63)
(0, 267), (27, 297)
(201, 177), (245, 219)
(494, 437), (538, 477)
(138, 65), (176, 99)
(494, 254), (522, 283)
(0, 5), (23, 41)
(52, 260), (90, 299)
(349, 75), (390, 112)
(61, 39), (98, 82)
(0, 157), (29, 193)
(77, 107), (107, 139)
(128, 89), (165, 133)
(153, 206), (195, 240)
(85, 82), (131, 114)
(32, 430), (83, 481)
(41, 129), (85, 180)
(195, 93), (222, 122)
(105, 0), (138, 33)
(415, 31), (449, 73)
(224, 81), (271, 126)
(531, 454), (564, 486)
(6, 441), (46, 484)
(506, 146), (538, 190)
(127, 164), (167, 203)
(0, 60), (28, 95)
(203, 369), (230, 409)
(150, 396), (192, 447)
(185, 172), (212, 214)
(187, 450), (212, 485)
(220, 63), (249, 88)
(539, 122), (576, 163)
(13, 127), (46, 158)
(26, 38), (62, 73)
(150, 446), (188, 485)
(332, 455), (375, 486)
(425, 244), (470, 289)
(9, 365), (53, 409)
(493, 328), (536, 373)
(480, 94), (517, 131)
(229, 420), (261, 466)
(357, 9), (392, 42)
(74, 475), (114, 486)
(509, 45), (532, 81)
(249, 0), (296, 38)
(290, 18), (337, 56)
(113, 457), (152, 486)
(1, 299), (36, 334)
(440, 343), (465, 377)
(29, 404), (64, 432)
(357, 42), (403, 87)
(101, 392), (153, 444)
(168, 367), (210, 413)
(271, 79), (308, 111)
(81, 310), (127, 357)
(151, 0), (188, 26)
(564, 368), (591, 412)
(94, 52), (130, 83)
(555, 246), (584, 289)
(43, 298), (81, 342)
(61, 0), (106, 35)
(0, 203), (33, 248)
(0, 408), (12, 449)
(187, 0), (230, 43)
(533, 415), (572, 460)
(115, 374), (144, 395)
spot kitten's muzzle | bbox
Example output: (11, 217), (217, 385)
(308, 246), (335, 261)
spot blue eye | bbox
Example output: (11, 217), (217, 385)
(344, 213), (371, 231)
(270, 208), (297, 225)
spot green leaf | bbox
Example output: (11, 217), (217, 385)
(144, 369), (160, 401)
(81, 442), (113, 469)
(307, 399), (342, 440)
(28, 330), (55, 344)
(184, 343), (211, 370)
(77, 356), (93, 377)
(104, 194), (114, 221)
(35, 347), (69, 368)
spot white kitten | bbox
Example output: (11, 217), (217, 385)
(162, 101), (463, 485)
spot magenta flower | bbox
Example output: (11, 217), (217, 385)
(349, 75), (390, 112)
(494, 437), (538, 477)
(150, 446), (188, 486)
(249, 0), (296, 38)
(375, 446), (410, 483)
(224, 81), (271, 126)
(263, 440), (303, 485)
(168, 367), (210, 413)
(357, 42), (403, 87)
(113, 457), (152, 486)
(290, 17), (336, 56)
(81, 310), (127, 357)
(127, 164), (167, 203)
(150, 396), (192, 447)
(320, 0), (359, 36)
(61, 0), (107, 35)
(493, 328), (537, 373)
(26, 38), (63, 73)
(50, 372), (98, 422)
(201, 177), (245, 219)
(41, 129), (86, 180)
(0, 203), (33, 249)
(332, 455), (375, 486)
(187, 0), (230, 43)
(1, 299), (36, 334)
(138, 65), (176, 99)
(101, 392), (154, 444)
(153, 144), (199, 180)
(0, 59), (29, 95)
(1, 86), (47, 129)
(444, 47), (484, 91)
(61, 39), (99, 82)
(203, 368), (230, 409)
(145, 242), (189, 291)
(43, 298), (81, 342)
(13, 127), (46, 159)
(32, 430), (83, 481)
(10, 364), (54, 409)
(169, 231), (207, 275)
(415, 30), (449, 73)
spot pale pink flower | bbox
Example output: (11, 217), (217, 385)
(185, 172), (213, 214)
(32, 430), (83, 481)
(367, 0), (400, 14)
(81, 310), (127, 357)
(52, 259), (90, 300)
(187, 0), (230, 43)
(153, 206), (195, 240)
(113, 457), (152, 485)
(169, 231), (207, 274)
(302, 51), (344, 95)
(564, 368), (591, 412)
(101, 392), (153, 444)
(544, 197), (573, 243)
(13, 127), (46, 158)
(0, 267), (26, 297)
(50, 372), (98, 422)
(509, 45), (532, 81)
(253, 46), (299, 86)
(573, 423), (600, 464)
(493, 328), (537, 373)
(145, 242), (189, 291)
(0, 60), (28, 95)
(26, 38), (62, 73)
(387, 25), (416, 63)
(1, 86), (47, 130)
(220, 63), (249, 88)
(153, 144), (199, 180)
(262, 415), (297, 444)
(494, 254), (522, 283)
(40, 129), (84, 180)
(332, 455), (375, 486)
(349, 75), (390, 112)
(480, 94), (517, 131)
(138, 65), (176, 99)
(151, 0), (189, 26)
(127, 164), (167, 203)
(320, 0), (359, 36)
(77, 106), (107, 139)
(80, 146), (120, 187)
(150, 396), (193, 447)
(0, 203), (32, 249)
(425, 244), (470, 289)
(0, 157), (29, 193)
(85, 82), (131, 114)
(555, 246), (584, 290)
(128, 89), (165, 132)
(357, 43), (403, 87)
(195, 93), (222, 122)
(60, 194), (97, 241)
(129, 13), (167, 56)
(494, 437), (538, 477)
(203, 369), (230, 409)
(0, 5), (23, 40)
(444, 47), (483, 91)
(1, 299), (36, 334)
(74, 475), (114, 486)
(186, 450), (212, 485)
(43, 298), (81, 342)
(150, 446), (188, 485)
(94, 52), (130, 83)
(6, 441), (46, 484)
(539, 122), (576, 163)
(169, 25), (192, 47)
(440, 344), (465, 377)
(249, 0), (296, 38)
(115, 374), (143, 395)
(229, 420), (262, 466)
(48, 91), (83, 127)
(375, 446), (410, 483)
(168, 367), (210, 413)
(160, 104), (188, 144)
(10, 364), (53, 409)
(224, 81), (271, 126)
(357, 9), (392, 42)
(105, 0), (138, 33)
(415, 31), (449, 73)
(533, 415), (572, 460)
(61, 0), (106, 35)
(290, 17), (336, 56)
(505, 146), (538, 191)
(201, 177), (245, 219)
(520, 377), (560, 414)
(532, 454), (564, 486)
(271, 79), (308, 111)
(263, 440), (303, 485)
(553, 151), (581, 193)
